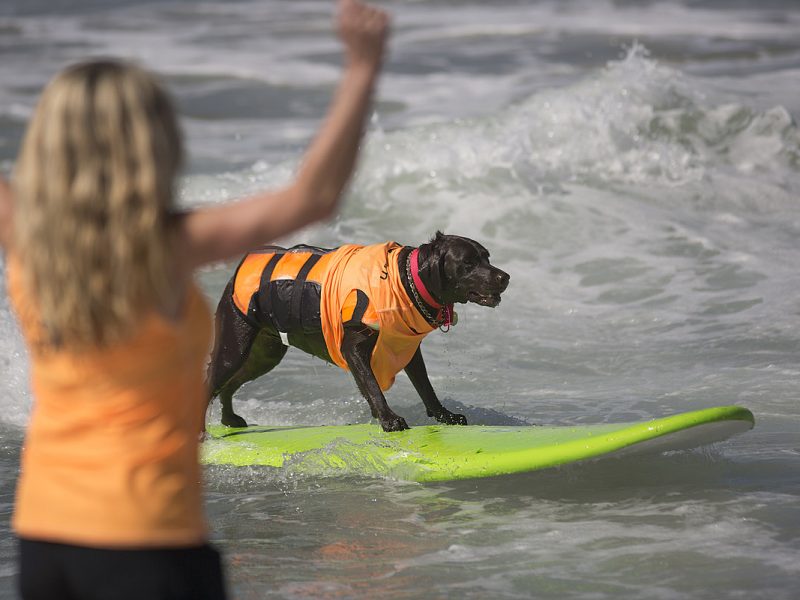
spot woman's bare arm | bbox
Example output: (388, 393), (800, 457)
(177, 0), (389, 269)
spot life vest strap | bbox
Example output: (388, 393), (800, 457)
(289, 254), (322, 333)
(248, 253), (282, 324)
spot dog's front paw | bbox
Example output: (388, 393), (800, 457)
(221, 412), (248, 428)
(434, 410), (468, 426)
(380, 414), (410, 432)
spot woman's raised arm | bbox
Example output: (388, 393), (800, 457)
(177, 0), (390, 269)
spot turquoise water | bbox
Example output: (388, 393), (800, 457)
(1, 1), (799, 598)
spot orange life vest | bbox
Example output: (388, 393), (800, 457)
(321, 242), (437, 390)
(232, 242), (436, 391)
(6, 257), (212, 548)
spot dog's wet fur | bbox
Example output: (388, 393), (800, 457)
(207, 232), (510, 432)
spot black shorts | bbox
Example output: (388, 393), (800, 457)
(18, 538), (227, 600)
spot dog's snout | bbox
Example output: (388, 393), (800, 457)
(496, 270), (510, 291)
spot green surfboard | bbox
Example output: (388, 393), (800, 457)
(202, 405), (754, 482)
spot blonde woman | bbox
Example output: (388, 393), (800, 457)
(0, 1), (389, 598)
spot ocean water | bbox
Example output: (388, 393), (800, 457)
(1, 0), (799, 598)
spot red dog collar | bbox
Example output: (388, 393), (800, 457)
(410, 248), (454, 330)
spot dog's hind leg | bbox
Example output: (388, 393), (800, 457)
(208, 280), (287, 427)
(404, 347), (467, 426)
(214, 330), (288, 427)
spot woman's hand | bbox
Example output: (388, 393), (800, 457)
(337, 0), (390, 70)
(177, 0), (391, 269)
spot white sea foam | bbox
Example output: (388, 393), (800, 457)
(0, 258), (30, 428)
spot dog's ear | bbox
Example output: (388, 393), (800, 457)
(423, 231), (446, 265)
(431, 230), (445, 244)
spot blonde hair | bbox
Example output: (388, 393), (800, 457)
(13, 59), (183, 348)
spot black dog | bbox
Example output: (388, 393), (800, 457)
(207, 232), (509, 432)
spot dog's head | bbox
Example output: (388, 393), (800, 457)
(424, 232), (510, 307)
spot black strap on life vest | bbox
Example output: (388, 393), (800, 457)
(248, 253), (283, 325)
(344, 289), (370, 327)
(288, 254), (322, 334)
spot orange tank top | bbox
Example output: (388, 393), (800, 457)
(6, 257), (212, 548)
